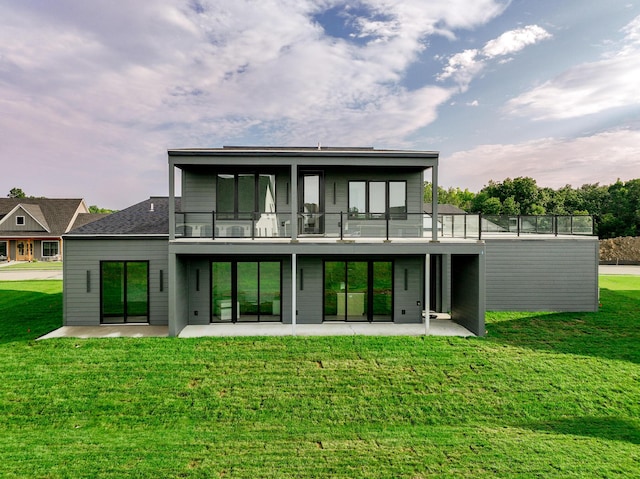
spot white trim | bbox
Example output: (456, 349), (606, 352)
(16, 215), (25, 226)
(41, 240), (60, 257)
(0, 204), (50, 232)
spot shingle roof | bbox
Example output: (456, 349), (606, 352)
(68, 197), (180, 235)
(0, 198), (87, 235)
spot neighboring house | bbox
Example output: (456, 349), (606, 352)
(63, 147), (599, 337)
(0, 198), (105, 262)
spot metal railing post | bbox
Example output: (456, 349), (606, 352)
(212, 211), (216, 239)
(385, 212), (389, 241)
(517, 215), (521, 236)
(340, 212), (344, 241)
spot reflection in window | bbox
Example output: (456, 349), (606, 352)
(349, 181), (366, 217)
(217, 173), (277, 219)
(101, 261), (148, 324)
(42, 241), (59, 257)
(348, 181), (406, 218)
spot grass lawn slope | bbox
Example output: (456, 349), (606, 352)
(0, 277), (638, 478)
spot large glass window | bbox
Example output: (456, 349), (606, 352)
(211, 260), (281, 323)
(0, 241), (7, 258)
(324, 260), (393, 322)
(101, 261), (149, 323)
(42, 241), (59, 257)
(216, 173), (276, 219)
(348, 181), (406, 218)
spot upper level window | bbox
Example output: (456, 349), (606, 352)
(348, 181), (406, 218)
(16, 216), (25, 226)
(217, 173), (276, 219)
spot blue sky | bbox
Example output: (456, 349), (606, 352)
(1, 0), (639, 209)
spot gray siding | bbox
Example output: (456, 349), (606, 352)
(63, 238), (169, 326)
(296, 256), (323, 324)
(187, 258), (211, 325)
(451, 255), (485, 336)
(181, 170), (216, 212)
(393, 257), (424, 323)
(485, 238), (599, 311)
(2, 210), (47, 232)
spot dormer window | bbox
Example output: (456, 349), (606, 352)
(16, 216), (25, 226)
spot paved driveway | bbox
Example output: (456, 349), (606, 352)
(0, 263), (63, 280)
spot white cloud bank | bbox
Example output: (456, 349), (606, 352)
(507, 15), (640, 119)
(437, 25), (551, 86)
(441, 128), (640, 191)
(0, 0), (510, 207)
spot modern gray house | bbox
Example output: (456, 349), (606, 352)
(63, 147), (599, 337)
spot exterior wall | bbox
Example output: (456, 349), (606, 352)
(393, 257), (424, 323)
(1, 210), (46, 232)
(181, 170), (216, 212)
(484, 238), (599, 312)
(297, 256), (323, 324)
(63, 238), (169, 326)
(451, 254), (485, 336)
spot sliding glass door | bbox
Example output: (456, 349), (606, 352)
(211, 260), (281, 323)
(101, 261), (149, 323)
(324, 260), (393, 322)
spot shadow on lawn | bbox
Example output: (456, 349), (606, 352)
(0, 288), (62, 344)
(486, 288), (640, 364)
(523, 416), (640, 445)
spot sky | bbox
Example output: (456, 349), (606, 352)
(1, 0), (639, 209)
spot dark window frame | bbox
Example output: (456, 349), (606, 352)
(347, 180), (407, 219)
(100, 260), (149, 324)
(210, 258), (283, 323)
(216, 172), (277, 219)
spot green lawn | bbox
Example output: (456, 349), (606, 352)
(0, 278), (639, 478)
(0, 261), (63, 271)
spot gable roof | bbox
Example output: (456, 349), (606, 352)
(68, 197), (180, 236)
(0, 198), (89, 236)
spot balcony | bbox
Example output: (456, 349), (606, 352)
(174, 212), (594, 241)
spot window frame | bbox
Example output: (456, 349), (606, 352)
(216, 172), (277, 219)
(100, 260), (149, 324)
(348, 180), (407, 219)
(0, 241), (7, 258)
(41, 240), (59, 258)
(16, 216), (25, 226)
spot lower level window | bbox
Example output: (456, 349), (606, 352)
(101, 261), (149, 323)
(324, 260), (393, 322)
(0, 241), (7, 257)
(211, 261), (281, 323)
(42, 241), (59, 257)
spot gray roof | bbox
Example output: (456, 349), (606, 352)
(0, 198), (88, 236)
(68, 197), (180, 235)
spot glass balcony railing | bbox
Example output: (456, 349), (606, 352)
(174, 212), (594, 240)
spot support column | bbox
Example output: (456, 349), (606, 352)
(431, 164), (438, 242)
(169, 161), (176, 241)
(424, 254), (430, 335)
(291, 253), (297, 335)
(290, 163), (298, 241)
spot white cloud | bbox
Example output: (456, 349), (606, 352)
(482, 25), (551, 58)
(0, 0), (508, 207)
(507, 15), (640, 120)
(437, 24), (551, 87)
(441, 128), (640, 191)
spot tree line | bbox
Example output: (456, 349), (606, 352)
(424, 177), (640, 239)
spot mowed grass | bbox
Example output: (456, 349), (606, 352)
(0, 261), (63, 271)
(0, 278), (639, 478)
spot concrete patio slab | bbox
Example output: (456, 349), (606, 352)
(38, 320), (473, 339)
(178, 320), (474, 338)
(38, 325), (169, 340)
